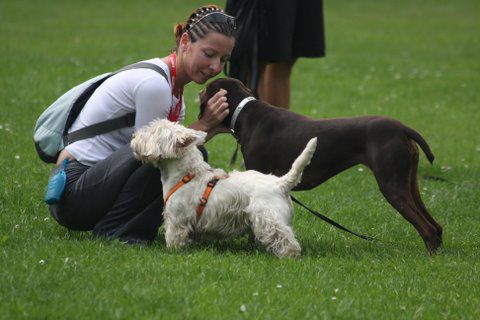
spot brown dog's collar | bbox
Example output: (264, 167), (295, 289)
(230, 96), (256, 131)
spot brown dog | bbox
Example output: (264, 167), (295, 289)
(200, 78), (443, 253)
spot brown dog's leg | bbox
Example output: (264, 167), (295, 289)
(409, 143), (443, 249)
(379, 182), (440, 253)
(371, 140), (441, 253)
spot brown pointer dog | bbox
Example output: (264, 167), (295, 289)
(200, 78), (442, 253)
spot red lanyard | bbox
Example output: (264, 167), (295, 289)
(167, 53), (183, 122)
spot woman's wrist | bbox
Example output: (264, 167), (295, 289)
(189, 120), (229, 142)
(189, 120), (211, 133)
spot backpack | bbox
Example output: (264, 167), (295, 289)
(33, 62), (168, 163)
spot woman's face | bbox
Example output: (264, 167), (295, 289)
(181, 32), (235, 84)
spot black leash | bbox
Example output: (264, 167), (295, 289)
(291, 195), (376, 241)
(229, 143), (240, 167)
(228, 142), (374, 240)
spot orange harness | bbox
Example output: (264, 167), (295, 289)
(164, 174), (226, 223)
(163, 173), (195, 205)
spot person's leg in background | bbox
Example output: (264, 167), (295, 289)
(257, 0), (297, 109)
(257, 0), (325, 110)
(257, 60), (296, 109)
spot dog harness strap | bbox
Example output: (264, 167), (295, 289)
(164, 173), (195, 205)
(195, 176), (225, 223)
(230, 96), (256, 131)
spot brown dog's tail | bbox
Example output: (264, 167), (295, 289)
(278, 138), (317, 192)
(404, 126), (435, 164)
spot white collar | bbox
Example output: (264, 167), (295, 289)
(230, 96), (256, 131)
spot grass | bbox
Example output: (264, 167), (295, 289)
(1, 0), (479, 319)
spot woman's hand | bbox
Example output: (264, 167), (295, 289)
(200, 88), (229, 131)
(190, 89), (230, 140)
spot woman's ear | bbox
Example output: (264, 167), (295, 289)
(180, 32), (190, 51)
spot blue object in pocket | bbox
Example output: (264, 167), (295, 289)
(44, 158), (68, 205)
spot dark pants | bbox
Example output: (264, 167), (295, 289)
(49, 144), (163, 243)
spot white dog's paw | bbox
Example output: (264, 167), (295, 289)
(165, 224), (192, 249)
(166, 236), (192, 249)
(280, 245), (302, 259)
(274, 242), (302, 259)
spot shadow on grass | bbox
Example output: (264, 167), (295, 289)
(49, 227), (258, 256)
(183, 234), (263, 256)
(49, 224), (473, 260)
(47, 225), (93, 242)
(299, 235), (434, 259)
(48, 227), (411, 258)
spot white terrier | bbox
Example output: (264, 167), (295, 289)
(131, 119), (317, 258)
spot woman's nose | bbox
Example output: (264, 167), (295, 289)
(209, 60), (223, 74)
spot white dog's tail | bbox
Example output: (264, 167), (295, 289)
(277, 137), (317, 192)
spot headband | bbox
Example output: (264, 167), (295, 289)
(188, 11), (236, 31)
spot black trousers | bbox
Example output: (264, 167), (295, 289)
(49, 144), (163, 243)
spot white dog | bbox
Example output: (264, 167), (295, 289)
(131, 119), (317, 258)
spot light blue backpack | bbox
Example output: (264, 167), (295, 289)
(33, 62), (167, 163)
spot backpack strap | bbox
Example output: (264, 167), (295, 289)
(64, 113), (136, 145)
(64, 62), (168, 146)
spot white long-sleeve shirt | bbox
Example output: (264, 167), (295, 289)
(66, 58), (185, 166)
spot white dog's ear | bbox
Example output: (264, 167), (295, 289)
(176, 136), (197, 149)
(175, 129), (207, 151)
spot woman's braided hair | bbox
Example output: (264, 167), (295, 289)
(173, 5), (236, 48)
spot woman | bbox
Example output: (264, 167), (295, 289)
(49, 5), (237, 244)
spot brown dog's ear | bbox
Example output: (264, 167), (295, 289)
(198, 88), (207, 119)
(198, 102), (206, 120)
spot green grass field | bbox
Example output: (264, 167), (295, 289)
(1, 0), (479, 319)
